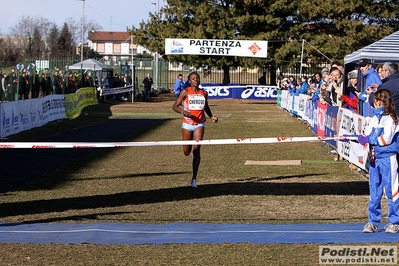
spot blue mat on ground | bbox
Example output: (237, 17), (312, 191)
(0, 222), (397, 245)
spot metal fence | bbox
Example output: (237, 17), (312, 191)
(1, 58), (330, 92)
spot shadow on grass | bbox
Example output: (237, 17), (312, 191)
(0, 117), (170, 193)
(67, 171), (191, 181)
(0, 179), (368, 219)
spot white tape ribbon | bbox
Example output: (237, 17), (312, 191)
(0, 136), (343, 149)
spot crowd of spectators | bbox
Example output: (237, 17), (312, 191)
(277, 59), (399, 117)
(0, 64), (133, 102)
(0, 65), (97, 101)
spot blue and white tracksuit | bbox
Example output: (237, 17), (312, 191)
(365, 107), (399, 226)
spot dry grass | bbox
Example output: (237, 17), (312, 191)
(0, 95), (394, 265)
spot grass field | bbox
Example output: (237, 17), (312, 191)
(0, 96), (395, 265)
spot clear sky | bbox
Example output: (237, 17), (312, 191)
(0, 0), (165, 35)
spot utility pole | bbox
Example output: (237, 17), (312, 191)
(151, 1), (159, 93)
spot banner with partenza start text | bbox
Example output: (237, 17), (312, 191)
(0, 95), (66, 138)
(165, 39), (268, 58)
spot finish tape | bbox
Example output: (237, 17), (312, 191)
(0, 136), (347, 149)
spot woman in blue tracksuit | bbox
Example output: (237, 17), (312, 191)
(344, 89), (399, 233)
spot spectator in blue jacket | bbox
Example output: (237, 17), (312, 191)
(298, 76), (308, 94)
(173, 74), (185, 99)
(357, 59), (382, 117)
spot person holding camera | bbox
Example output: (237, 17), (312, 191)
(328, 67), (343, 106)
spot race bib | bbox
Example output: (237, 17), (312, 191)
(188, 94), (205, 110)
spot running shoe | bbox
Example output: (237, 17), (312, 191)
(190, 179), (197, 188)
(384, 223), (399, 234)
(363, 222), (378, 233)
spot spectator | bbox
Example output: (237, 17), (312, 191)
(328, 67), (344, 106)
(52, 71), (61, 94)
(9, 71), (17, 101)
(67, 73), (75, 94)
(258, 71), (266, 85)
(319, 82), (332, 105)
(358, 59), (382, 117)
(42, 71), (52, 96)
(298, 76), (308, 95)
(287, 76), (297, 94)
(331, 60), (345, 77)
(369, 62), (399, 117)
(143, 72), (153, 101)
(122, 73), (132, 101)
(288, 75), (296, 87)
(375, 64), (384, 80)
(60, 73), (66, 94)
(281, 77), (289, 90)
(313, 72), (323, 89)
(173, 74), (185, 100)
(307, 78), (320, 101)
(321, 67), (330, 85)
(1, 73), (10, 101)
(276, 76), (282, 89)
(113, 73), (122, 100)
(339, 70), (359, 113)
(29, 70), (40, 98)
(19, 71), (28, 100)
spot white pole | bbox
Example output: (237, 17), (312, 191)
(155, 0), (159, 93)
(131, 33), (136, 103)
(300, 39), (304, 78)
(81, 0), (85, 80)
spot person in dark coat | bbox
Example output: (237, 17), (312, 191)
(366, 62), (399, 117)
(143, 72), (153, 101)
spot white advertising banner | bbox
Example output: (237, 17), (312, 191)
(165, 38), (267, 58)
(337, 107), (370, 170)
(0, 95), (66, 138)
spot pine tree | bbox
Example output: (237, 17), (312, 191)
(31, 26), (46, 58)
(133, 0), (399, 81)
(48, 24), (60, 58)
(58, 22), (74, 58)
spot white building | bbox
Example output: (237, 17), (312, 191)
(87, 31), (151, 64)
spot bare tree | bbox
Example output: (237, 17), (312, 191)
(9, 16), (52, 58)
(65, 17), (103, 45)
(7, 15), (103, 60)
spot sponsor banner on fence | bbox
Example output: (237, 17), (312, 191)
(276, 92), (370, 170)
(165, 38), (267, 58)
(100, 86), (133, 96)
(64, 88), (98, 120)
(202, 85), (278, 100)
(0, 95), (65, 138)
(324, 104), (339, 148)
(337, 108), (370, 170)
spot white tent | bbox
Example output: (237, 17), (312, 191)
(68, 58), (112, 71)
(344, 30), (399, 64)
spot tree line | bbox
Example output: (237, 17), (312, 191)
(0, 16), (102, 62)
(132, 0), (399, 83)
